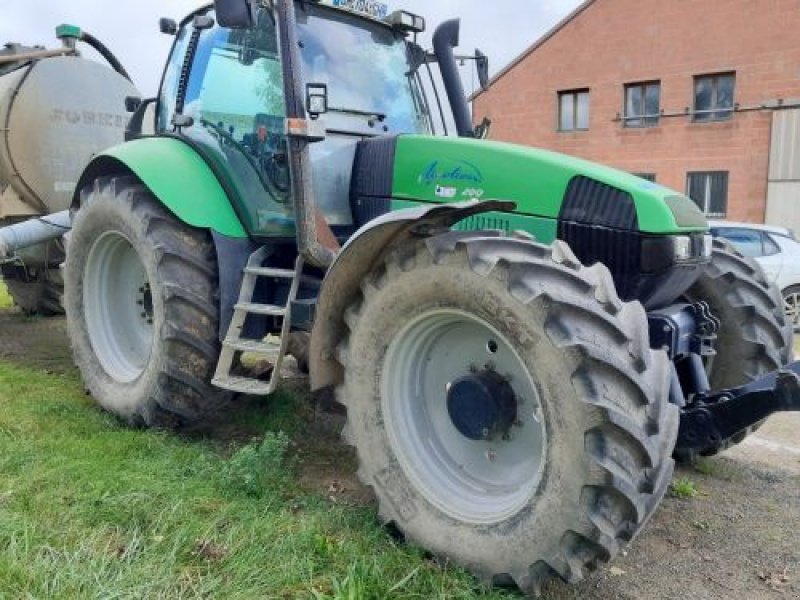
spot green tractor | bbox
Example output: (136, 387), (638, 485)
(62, 0), (798, 594)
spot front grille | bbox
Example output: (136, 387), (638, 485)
(560, 176), (638, 230)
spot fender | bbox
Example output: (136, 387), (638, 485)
(309, 199), (515, 393)
(71, 136), (247, 238)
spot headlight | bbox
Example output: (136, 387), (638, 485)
(673, 236), (692, 261)
(641, 233), (712, 273)
(702, 234), (714, 258)
(672, 234), (712, 262)
(385, 10), (426, 33)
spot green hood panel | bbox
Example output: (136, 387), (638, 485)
(391, 136), (707, 235)
(96, 137), (247, 238)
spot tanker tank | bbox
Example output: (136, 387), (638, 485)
(0, 26), (139, 314)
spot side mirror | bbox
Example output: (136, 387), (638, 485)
(193, 15), (215, 30)
(125, 96), (142, 113)
(126, 98), (157, 141)
(306, 83), (329, 119)
(159, 18), (177, 35)
(473, 117), (492, 140)
(214, 0), (254, 29)
(475, 49), (489, 90)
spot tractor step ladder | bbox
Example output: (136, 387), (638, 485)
(212, 248), (303, 396)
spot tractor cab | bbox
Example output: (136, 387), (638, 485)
(154, 0), (457, 246)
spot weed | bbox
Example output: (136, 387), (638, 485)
(692, 520), (712, 532)
(220, 431), (292, 497)
(311, 560), (422, 600)
(693, 459), (717, 476)
(670, 477), (699, 499)
(0, 281), (12, 309)
(313, 533), (341, 557)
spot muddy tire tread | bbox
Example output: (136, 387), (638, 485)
(335, 233), (678, 595)
(65, 176), (230, 428)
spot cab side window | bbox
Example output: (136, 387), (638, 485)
(182, 10), (290, 205)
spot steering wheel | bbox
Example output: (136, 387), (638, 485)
(261, 140), (291, 194)
(200, 119), (251, 154)
(201, 120), (290, 200)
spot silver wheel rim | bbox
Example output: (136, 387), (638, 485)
(381, 309), (546, 525)
(784, 292), (800, 329)
(84, 231), (154, 383)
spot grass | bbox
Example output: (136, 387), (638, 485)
(0, 362), (514, 599)
(0, 281), (12, 309)
(670, 477), (699, 499)
(692, 459), (717, 477)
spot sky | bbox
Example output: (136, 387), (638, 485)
(1, 0), (584, 96)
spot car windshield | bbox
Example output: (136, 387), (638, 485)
(296, 5), (431, 134)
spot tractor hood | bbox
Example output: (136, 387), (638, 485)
(378, 135), (707, 236)
(349, 134), (710, 308)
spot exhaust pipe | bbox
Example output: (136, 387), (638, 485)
(433, 19), (473, 138)
(0, 211), (71, 261)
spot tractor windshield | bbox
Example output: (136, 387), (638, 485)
(296, 5), (431, 135)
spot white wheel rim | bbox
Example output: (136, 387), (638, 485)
(83, 231), (154, 383)
(381, 309), (547, 525)
(784, 292), (800, 328)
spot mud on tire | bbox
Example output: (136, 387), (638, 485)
(65, 176), (230, 427)
(336, 232), (679, 595)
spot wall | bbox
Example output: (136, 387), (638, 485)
(473, 0), (800, 223)
(767, 108), (800, 231)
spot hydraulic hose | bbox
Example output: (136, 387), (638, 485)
(79, 31), (132, 83)
(0, 211), (71, 261)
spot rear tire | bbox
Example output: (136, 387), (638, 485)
(65, 176), (230, 427)
(683, 238), (793, 457)
(336, 233), (679, 595)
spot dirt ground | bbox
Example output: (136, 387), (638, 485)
(0, 310), (798, 599)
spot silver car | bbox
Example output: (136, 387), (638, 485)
(710, 221), (800, 329)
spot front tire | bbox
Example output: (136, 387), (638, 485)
(337, 233), (679, 595)
(65, 176), (230, 427)
(683, 239), (793, 457)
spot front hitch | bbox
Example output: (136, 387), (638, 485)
(677, 362), (800, 453)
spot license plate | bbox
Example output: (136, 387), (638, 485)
(329, 0), (390, 19)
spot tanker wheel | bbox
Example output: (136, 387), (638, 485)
(682, 238), (793, 459)
(336, 233), (679, 595)
(64, 176), (231, 428)
(4, 267), (64, 316)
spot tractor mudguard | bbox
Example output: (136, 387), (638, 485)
(71, 137), (247, 238)
(309, 199), (515, 393)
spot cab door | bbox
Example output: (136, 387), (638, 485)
(157, 7), (295, 238)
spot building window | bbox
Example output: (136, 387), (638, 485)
(686, 171), (728, 217)
(633, 172), (657, 182)
(624, 82), (660, 127)
(693, 73), (735, 121)
(559, 89), (590, 131)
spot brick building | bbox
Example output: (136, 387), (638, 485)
(472, 0), (800, 228)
